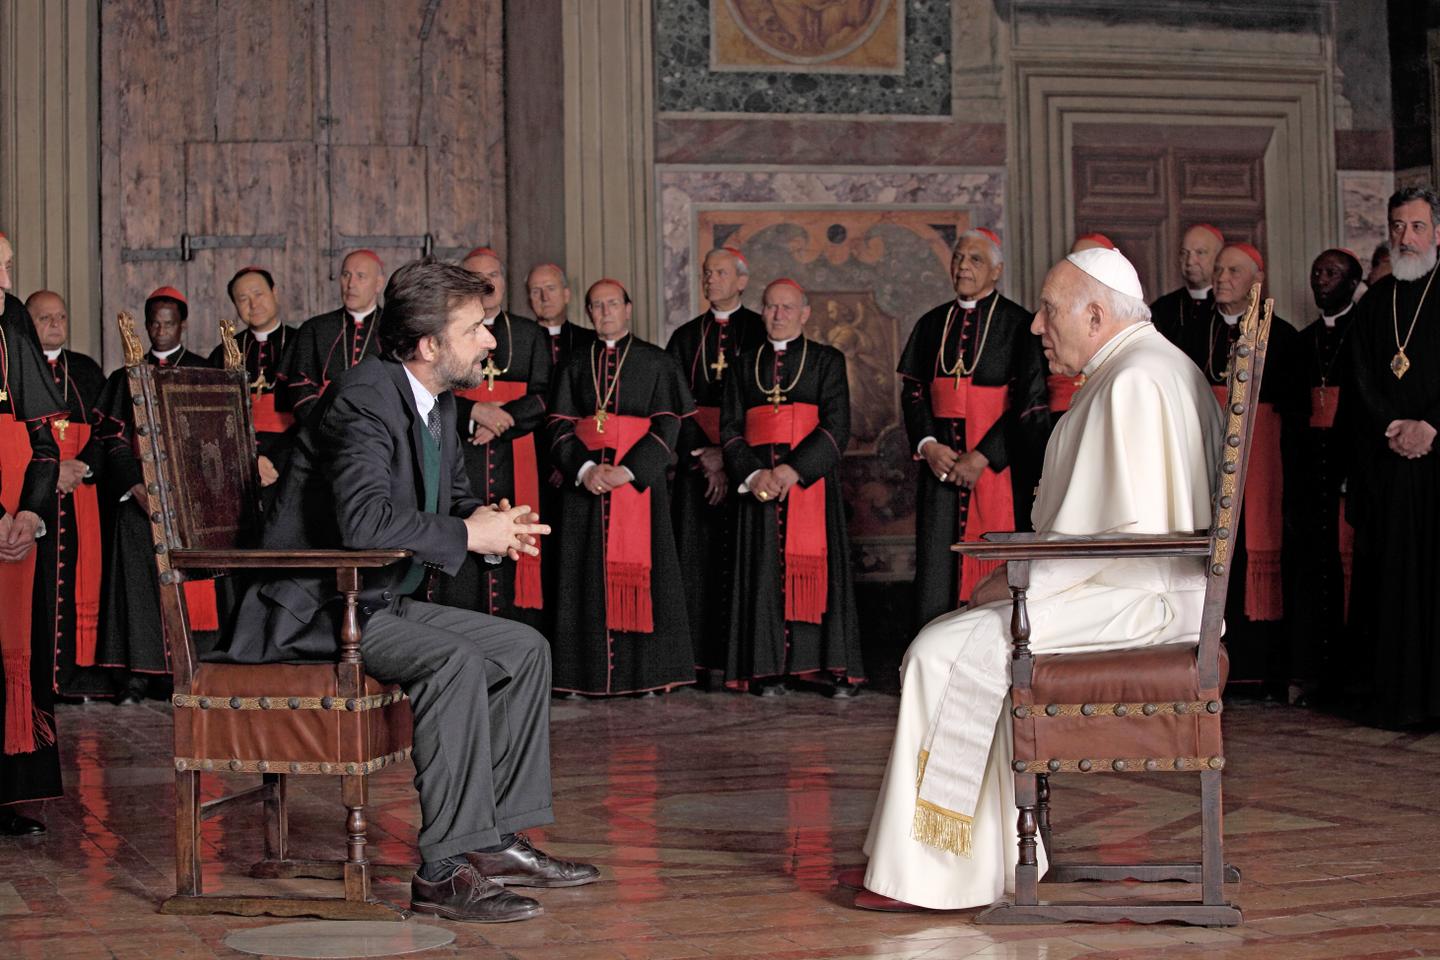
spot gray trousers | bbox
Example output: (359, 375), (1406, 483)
(361, 599), (554, 861)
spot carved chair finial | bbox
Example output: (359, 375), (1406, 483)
(118, 311), (144, 365)
(219, 319), (244, 373)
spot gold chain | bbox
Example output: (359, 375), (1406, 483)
(937, 295), (998, 385)
(589, 336), (634, 432)
(753, 338), (809, 412)
(1391, 266), (1437, 380)
(480, 311), (514, 387)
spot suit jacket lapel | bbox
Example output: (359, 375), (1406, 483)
(383, 359), (428, 504)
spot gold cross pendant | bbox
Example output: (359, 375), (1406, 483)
(1392, 350), (1411, 380)
(595, 408), (608, 434)
(767, 384), (784, 413)
(710, 350), (728, 380)
(954, 371), (962, 391)
(251, 370), (271, 393)
(54, 418), (70, 441)
(0, 388), (7, 403)
(482, 357), (501, 390)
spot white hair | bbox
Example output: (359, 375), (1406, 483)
(957, 229), (1003, 267)
(1096, 284), (1151, 326)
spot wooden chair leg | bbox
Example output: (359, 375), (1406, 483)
(1014, 772), (1040, 906)
(263, 773), (288, 862)
(1200, 769), (1224, 905)
(342, 774), (372, 904)
(174, 770), (202, 896)
(1036, 773), (1053, 856)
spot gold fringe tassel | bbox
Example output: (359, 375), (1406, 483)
(911, 799), (974, 857)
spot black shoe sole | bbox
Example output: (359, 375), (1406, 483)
(489, 871), (601, 888)
(409, 900), (544, 923)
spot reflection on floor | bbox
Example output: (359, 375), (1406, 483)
(2, 691), (1439, 958)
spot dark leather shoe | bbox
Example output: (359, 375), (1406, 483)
(410, 864), (542, 922)
(828, 680), (860, 699)
(0, 809), (46, 836)
(853, 888), (936, 912)
(754, 679), (788, 698)
(465, 834), (600, 888)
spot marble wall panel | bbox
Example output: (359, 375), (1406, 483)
(656, 0), (950, 116)
(657, 166), (1006, 579)
(1338, 170), (1395, 268)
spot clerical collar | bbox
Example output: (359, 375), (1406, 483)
(43, 348), (62, 361)
(544, 323), (564, 336)
(346, 307), (374, 326)
(769, 336), (798, 351)
(251, 320), (280, 341)
(1082, 321), (1152, 377)
(1187, 286), (1212, 301)
(1320, 302), (1354, 328)
(1219, 311), (1242, 326)
(153, 345), (183, 360)
(711, 306), (738, 320)
(957, 297), (978, 310)
(401, 364), (438, 421)
(603, 334), (628, 348)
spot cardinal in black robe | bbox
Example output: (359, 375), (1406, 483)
(898, 230), (1049, 629)
(1341, 188), (1440, 727)
(1185, 245), (1306, 697)
(0, 282), (65, 827)
(28, 290), (112, 699)
(547, 280), (695, 696)
(438, 249), (551, 628)
(92, 288), (214, 699)
(721, 279), (863, 696)
(209, 267), (298, 512)
(281, 250), (385, 422)
(1286, 250), (1363, 704)
(665, 247), (766, 678)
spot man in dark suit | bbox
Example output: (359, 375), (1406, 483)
(225, 259), (598, 923)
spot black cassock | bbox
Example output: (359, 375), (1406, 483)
(720, 338), (863, 686)
(1342, 269), (1440, 726)
(1184, 309), (1307, 691)
(437, 312), (550, 630)
(665, 306), (766, 671)
(897, 293), (1048, 628)
(1286, 306), (1358, 700)
(92, 348), (213, 675)
(280, 307), (381, 424)
(537, 320), (597, 623)
(42, 349), (113, 697)
(1149, 286), (1214, 352)
(548, 334), (695, 695)
(0, 293), (64, 804)
(209, 324), (297, 513)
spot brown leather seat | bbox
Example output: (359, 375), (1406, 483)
(1030, 642), (1229, 704)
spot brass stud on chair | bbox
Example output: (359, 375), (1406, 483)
(197, 697), (211, 710)
(1048, 759), (1061, 772)
(1013, 705), (1029, 719)
(229, 697), (242, 710)
(229, 759), (243, 771)
(258, 697), (271, 710)
(1113, 704), (1128, 717)
(1078, 759), (1092, 772)
(1231, 403), (1246, 416)
(1209, 757), (1225, 769)
(1236, 370), (1249, 382)
(1080, 703), (1096, 716)
(256, 761), (268, 772)
(290, 762), (303, 773)
(1013, 760), (1027, 773)
(1144, 759), (1159, 772)
(1174, 757), (1188, 770)
(1112, 759), (1127, 772)
(1222, 461), (1237, 474)
(1143, 702), (1158, 715)
(1220, 495), (1233, 508)
(345, 763), (358, 775)
(1226, 434), (1241, 447)
(1236, 344), (1252, 357)
(345, 699), (358, 711)
(1045, 703), (1059, 716)
(1212, 563), (1226, 576)
(1216, 527), (1230, 540)
(1174, 701), (1189, 714)
(1207, 700), (1222, 713)
(321, 696), (334, 710)
(172, 695), (184, 707)
(175, 759), (188, 771)
(287, 697), (301, 709)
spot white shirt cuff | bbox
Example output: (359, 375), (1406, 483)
(739, 469), (761, 494)
(577, 461), (597, 485)
(917, 436), (936, 456)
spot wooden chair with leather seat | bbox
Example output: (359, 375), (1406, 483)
(117, 313), (415, 920)
(953, 283), (1273, 926)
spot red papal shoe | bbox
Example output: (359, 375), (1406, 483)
(853, 888), (939, 913)
(835, 866), (867, 890)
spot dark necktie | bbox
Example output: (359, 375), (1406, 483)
(426, 405), (443, 446)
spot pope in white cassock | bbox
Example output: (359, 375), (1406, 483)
(852, 248), (1223, 912)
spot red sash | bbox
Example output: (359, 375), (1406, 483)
(1213, 385), (1282, 620)
(930, 378), (1014, 603)
(0, 414), (42, 753)
(575, 414), (653, 633)
(744, 403), (827, 624)
(1046, 373), (1082, 414)
(455, 380), (542, 609)
(1307, 387), (1355, 615)
(693, 406), (722, 446)
(54, 421), (101, 666)
(250, 392), (294, 434)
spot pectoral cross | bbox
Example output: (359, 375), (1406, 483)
(594, 408), (608, 434)
(766, 382), (784, 413)
(710, 350), (728, 380)
(54, 418), (70, 441)
(250, 370), (272, 393)
(1392, 350), (1412, 380)
(0, 388), (7, 403)
(481, 356), (502, 390)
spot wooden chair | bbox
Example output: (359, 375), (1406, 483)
(117, 314), (415, 920)
(954, 283), (1273, 926)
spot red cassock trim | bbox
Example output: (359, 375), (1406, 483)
(744, 403), (827, 624)
(54, 421), (101, 666)
(1308, 386), (1354, 615)
(0, 413), (38, 754)
(1214, 384), (1282, 621)
(455, 380), (543, 608)
(930, 378), (1014, 604)
(576, 414), (653, 633)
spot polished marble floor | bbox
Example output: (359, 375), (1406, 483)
(2, 690), (1439, 959)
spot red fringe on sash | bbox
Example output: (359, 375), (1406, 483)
(744, 404), (828, 624)
(930, 379), (1014, 604)
(576, 415), (654, 633)
(456, 380), (544, 609)
(1214, 385), (1283, 621)
(0, 413), (37, 754)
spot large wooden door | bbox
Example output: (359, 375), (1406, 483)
(99, 0), (505, 368)
(1071, 124), (1269, 301)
